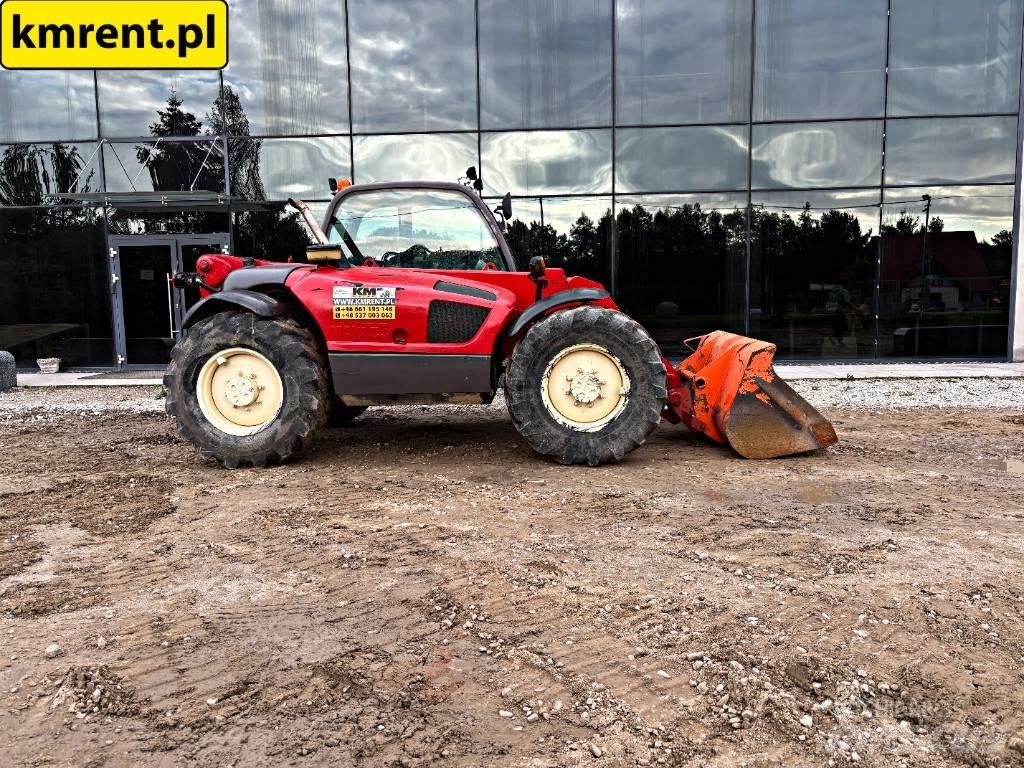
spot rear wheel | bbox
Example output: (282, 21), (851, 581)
(165, 312), (330, 468)
(505, 306), (666, 466)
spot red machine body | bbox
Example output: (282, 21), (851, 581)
(189, 252), (835, 459)
(177, 180), (836, 461)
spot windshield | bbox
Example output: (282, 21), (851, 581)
(327, 188), (507, 270)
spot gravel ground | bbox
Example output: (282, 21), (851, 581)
(0, 381), (1022, 767)
(0, 375), (1022, 418)
(791, 377), (1024, 410)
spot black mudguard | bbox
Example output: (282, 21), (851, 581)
(182, 289), (289, 329)
(504, 288), (610, 338)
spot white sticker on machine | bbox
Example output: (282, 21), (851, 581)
(332, 285), (397, 320)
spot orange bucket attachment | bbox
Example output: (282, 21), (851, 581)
(664, 331), (838, 459)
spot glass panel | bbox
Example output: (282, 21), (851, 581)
(482, 130), (612, 196)
(616, 194), (748, 354)
(223, 0), (348, 136)
(0, 142), (102, 206)
(479, 0), (612, 129)
(104, 139), (226, 193)
(750, 189), (880, 359)
(0, 71), (97, 143)
(884, 117), (1018, 186)
(616, 0), (752, 125)
(107, 209), (229, 236)
(751, 120), (882, 189)
(353, 134), (476, 185)
(229, 136), (349, 200)
(97, 72), (221, 138)
(615, 126), (748, 193)
(754, 0), (887, 120)
(327, 189), (505, 270)
(120, 243), (176, 366)
(233, 207), (318, 263)
(493, 196), (614, 282)
(0, 207), (113, 368)
(348, 0), (477, 133)
(889, 0), (1024, 116)
(879, 186), (1013, 358)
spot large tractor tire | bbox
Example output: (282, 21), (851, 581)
(505, 306), (666, 466)
(165, 311), (330, 468)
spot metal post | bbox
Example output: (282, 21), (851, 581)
(920, 193), (930, 305)
(1010, 8), (1024, 361)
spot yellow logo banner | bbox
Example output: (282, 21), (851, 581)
(1, 0), (228, 69)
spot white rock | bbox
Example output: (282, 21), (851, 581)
(799, 714), (813, 728)
(44, 643), (63, 659)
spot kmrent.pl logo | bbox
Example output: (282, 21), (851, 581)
(0, 0), (228, 69)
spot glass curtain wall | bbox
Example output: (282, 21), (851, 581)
(0, 0), (1022, 364)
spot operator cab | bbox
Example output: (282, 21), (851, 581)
(321, 175), (516, 272)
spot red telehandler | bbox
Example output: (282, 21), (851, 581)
(165, 174), (836, 468)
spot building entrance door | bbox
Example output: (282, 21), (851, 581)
(109, 235), (229, 368)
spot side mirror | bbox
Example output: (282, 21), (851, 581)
(528, 255), (546, 279)
(465, 166), (478, 181)
(501, 192), (512, 221)
(473, 178), (483, 192)
(328, 177), (338, 193)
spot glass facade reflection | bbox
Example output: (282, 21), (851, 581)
(348, 0), (477, 133)
(884, 117), (1018, 186)
(353, 133), (476, 185)
(0, 208), (113, 368)
(616, 0), (751, 126)
(616, 126), (748, 192)
(754, 0), (888, 120)
(482, 130), (613, 196)
(889, 0), (1024, 117)
(222, 0), (349, 136)
(617, 194), (748, 352)
(479, 0), (613, 129)
(0, 0), (1022, 366)
(751, 189), (881, 359)
(879, 186), (1015, 357)
(751, 120), (884, 189)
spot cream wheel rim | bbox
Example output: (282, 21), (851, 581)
(540, 343), (630, 432)
(196, 347), (284, 436)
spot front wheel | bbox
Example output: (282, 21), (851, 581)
(505, 306), (666, 466)
(165, 312), (330, 468)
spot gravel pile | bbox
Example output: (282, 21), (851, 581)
(0, 377), (1020, 419)
(49, 665), (140, 717)
(790, 376), (1024, 410)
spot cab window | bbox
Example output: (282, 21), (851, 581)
(327, 188), (507, 270)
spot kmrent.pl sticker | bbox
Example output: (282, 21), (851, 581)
(0, 0), (228, 69)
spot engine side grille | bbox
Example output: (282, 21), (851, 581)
(427, 300), (490, 343)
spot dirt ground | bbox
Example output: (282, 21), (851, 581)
(1, 389), (1023, 767)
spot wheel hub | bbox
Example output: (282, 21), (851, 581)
(566, 367), (605, 406)
(541, 344), (630, 431)
(224, 374), (259, 408)
(196, 348), (284, 436)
